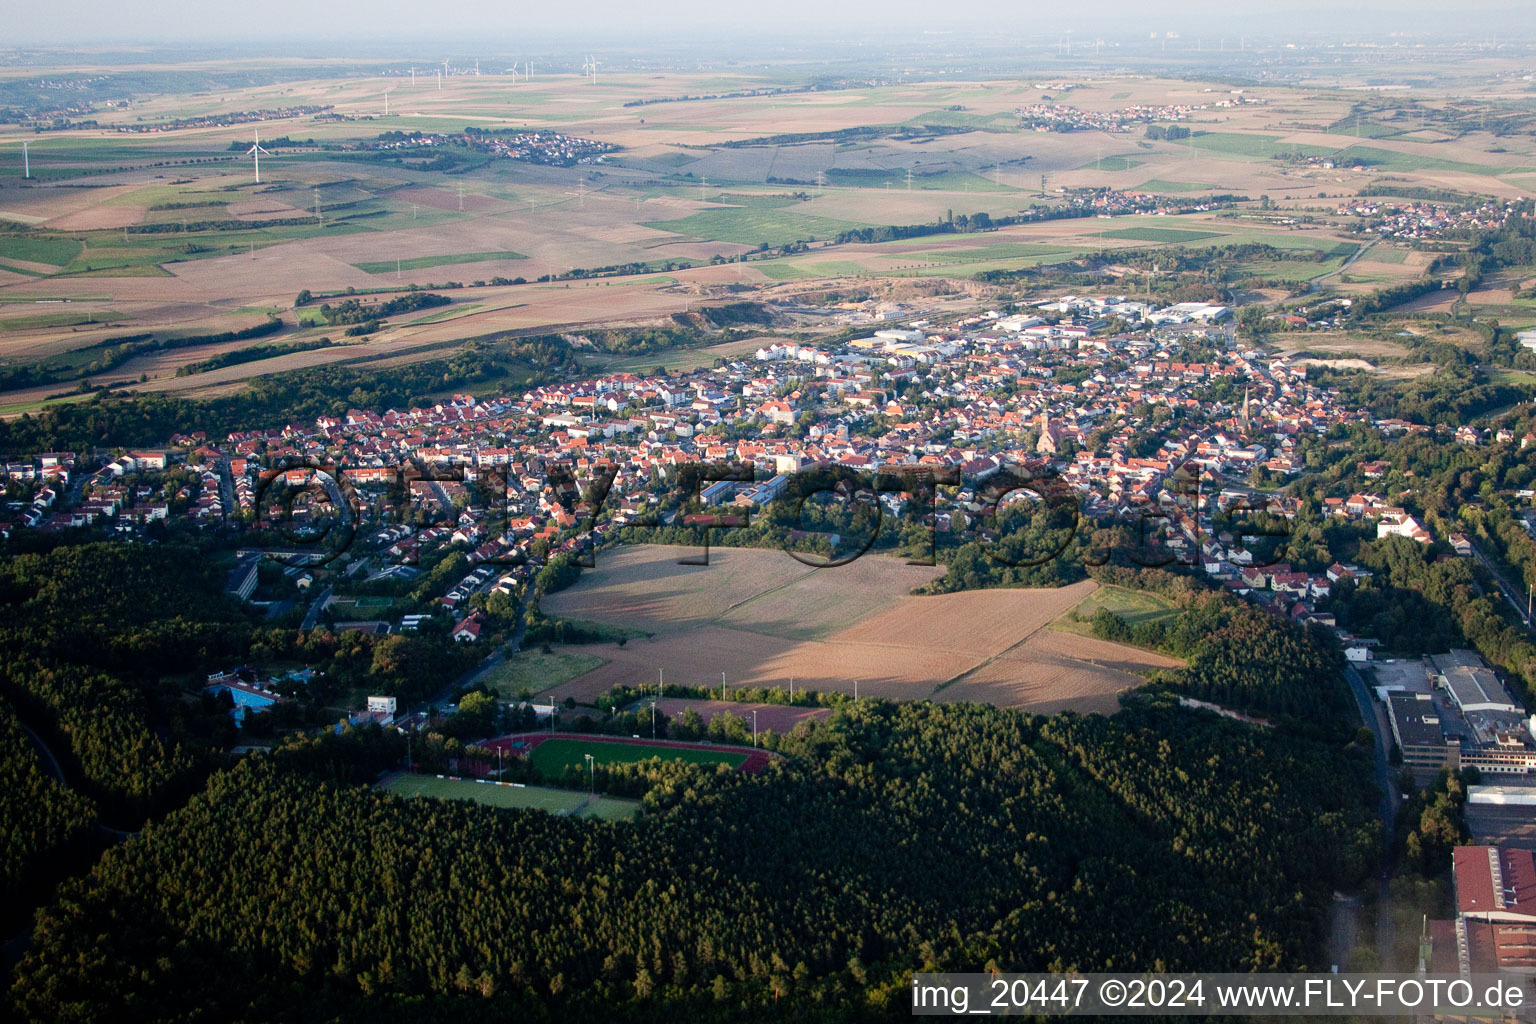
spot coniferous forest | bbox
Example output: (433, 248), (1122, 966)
(0, 536), (1383, 1023)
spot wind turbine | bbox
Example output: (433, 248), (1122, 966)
(21, 141), (29, 179)
(384, 87), (392, 116)
(246, 129), (270, 184)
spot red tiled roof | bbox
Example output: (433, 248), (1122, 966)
(1455, 846), (1536, 919)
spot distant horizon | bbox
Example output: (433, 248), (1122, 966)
(8, 1), (1536, 49)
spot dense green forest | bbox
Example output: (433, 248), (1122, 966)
(0, 541), (482, 917)
(8, 695), (1379, 1022)
(1086, 567), (1350, 724)
(0, 693), (98, 927)
(0, 544), (249, 822)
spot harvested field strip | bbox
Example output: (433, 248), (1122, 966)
(353, 250), (528, 274)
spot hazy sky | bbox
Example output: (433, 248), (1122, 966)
(11, 0), (1536, 46)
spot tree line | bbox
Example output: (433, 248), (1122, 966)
(8, 695), (1380, 1021)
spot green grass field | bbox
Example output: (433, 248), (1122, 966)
(1325, 121), (1402, 140)
(384, 773), (639, 820)
(1184, 132), (1285, 159)
(1239, 256), (1350, 281)
(1135, 179), (1221, 193)
(1331, 145), (1524, 177)
(1077, 154), (1144, 172)
(324, 595), (396, 618)
(1101, 226), (1225, 244)
(644, 205), (866, 247)
(0, 310), (127, 331)
(758, 259), (871, 281)
(530, 738), (747, 775)
(352, 250), (528, 275)
(0, 236), (84, 267)
(900, 109), (1017, 130)
(482, 649), (608, 697)
(1051, 584), (1181, 638)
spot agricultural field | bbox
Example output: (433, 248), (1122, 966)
(1100, 226), (1224, 244)
(352, 250), (527, 274)
(383, 773), (638, 820)
(541, 544), (1174, 712)
(641, 204), (867, 247)
(934, 630), (1183, 716)
(3, 65), (1535, 407)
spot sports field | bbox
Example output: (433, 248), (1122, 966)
(383, 773), (639, 820)
(529, 737), (748, 774)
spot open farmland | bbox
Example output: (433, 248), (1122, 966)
(540, 544), (1175, 712)
(934, 630), (1183, 715)
(3, 64), (1535, 411)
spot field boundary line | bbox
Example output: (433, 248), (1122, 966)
(926, 580), (1101, 698)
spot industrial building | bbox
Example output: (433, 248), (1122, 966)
(1379, 651), (1536, 777)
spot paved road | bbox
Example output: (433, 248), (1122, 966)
(1344, 664), (1397, 833)
(300, 586), (333, 631)
(1300, 239), (1377, 298)
(1342, 662), (1399, 967)
(420, 616), (527, 714)
(19, 721), (137, 841)
(1466, 538), (1533, 629)
(19, 721), (66, 785)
